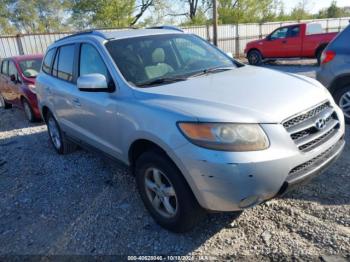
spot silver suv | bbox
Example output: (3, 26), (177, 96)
(36, 28), (346, 232)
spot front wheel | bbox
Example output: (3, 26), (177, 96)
(334, 86), (350, 124)
(135, 151), (205, 232)
(247, 50), (263, 66)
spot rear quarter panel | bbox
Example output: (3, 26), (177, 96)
(302, 33), (337, 57)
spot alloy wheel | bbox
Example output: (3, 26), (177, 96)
(339, 91), (350, 118)
(144, 167), (178, 218)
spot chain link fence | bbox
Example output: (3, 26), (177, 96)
(0, 17), (349, 59)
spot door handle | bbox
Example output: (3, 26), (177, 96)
(282, 40), (287, 44)
(72, 98), (81, 106)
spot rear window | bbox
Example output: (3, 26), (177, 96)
(53, 45), (75, 82)
(42, 49), (55, 74)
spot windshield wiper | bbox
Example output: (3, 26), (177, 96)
(137, 76), (188, 87)
(188, 66), (235, 78)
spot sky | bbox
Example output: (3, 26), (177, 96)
(283, 0), (350, 13)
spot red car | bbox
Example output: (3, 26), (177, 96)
(0, 54), (43, 122)
(244, 23), (337, 65)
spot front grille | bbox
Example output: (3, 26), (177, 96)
(283, 101), (340, 152)
(283, 102), (330, 129)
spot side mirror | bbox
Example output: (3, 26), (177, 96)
(77, 73), (108, 92)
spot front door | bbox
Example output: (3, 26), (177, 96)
(71, 43), (121, 158)
(262, 26), (289, 58)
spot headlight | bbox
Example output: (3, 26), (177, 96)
(178, 122), (269, 151)
(28, 84), (36, 94)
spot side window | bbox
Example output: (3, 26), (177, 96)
(8, 61), (18, 77)
(79, 44), (108, 77)
(79, 43), (113, 87)
(288, 26), (300, 38)
(42, 48), (55, 74)
(1, 60), (8, 75)
(56, 45), (75, 82)
(270, 27), (288, 40)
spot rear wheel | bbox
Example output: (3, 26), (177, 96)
(135, 151), (205, 232)
(247, 50), (263, 66)
(0, 94), (12, 109)
(334, 86), (350, 124)
(46, 111), (77, 154)
(22, 99), (36, 122)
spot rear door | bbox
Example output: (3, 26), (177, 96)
(48, 44), (82, 137)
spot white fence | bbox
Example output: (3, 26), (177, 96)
(0, 17), (349, 58)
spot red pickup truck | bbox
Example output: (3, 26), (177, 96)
(244, 23), (337, 65)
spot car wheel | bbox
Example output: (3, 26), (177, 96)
(22, 99), (36, 122)
(135, 151), (205, 232)
(334, 86), (350, 124)
(247, 50), (263, 66)
(0, 94), (12, 109)
(46, 111), (77, 154)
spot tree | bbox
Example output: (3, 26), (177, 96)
(289, 0), (312, 20)
(0, 0), (16, 34)
(317, 0), (349, 18)
(71, 0), (156, 29)
(218, 0), (277, 24)
(3, 0), (70, 33)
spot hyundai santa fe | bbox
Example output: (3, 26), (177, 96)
(36, 27), (346, 232)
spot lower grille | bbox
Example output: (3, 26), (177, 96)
(283, 101), (340, 152)
(289, 139), (343, 177)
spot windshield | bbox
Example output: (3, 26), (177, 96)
(105, 34), (236, 87)
(19, 58), (42, 78)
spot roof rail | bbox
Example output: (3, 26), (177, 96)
(55, 30), (108, 42)
(147, 26), (184, 32)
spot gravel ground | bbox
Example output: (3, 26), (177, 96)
(0, 63), (349, 260)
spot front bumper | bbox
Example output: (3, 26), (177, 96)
(171, 122), (345, 212)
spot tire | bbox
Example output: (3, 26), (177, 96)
(316, 46), (326, 66)
(334, 85), (350, 124)
(135, 151), (205, 232)
(0, 94), (12, 109)
(22, 99), (36, 122)
(247, 50), (263, 66)
(46, 111), (77, 154)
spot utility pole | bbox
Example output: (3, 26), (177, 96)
(213, 0), (218, 46)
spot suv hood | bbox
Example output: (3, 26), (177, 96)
(134, 66), (332, 123)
